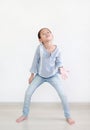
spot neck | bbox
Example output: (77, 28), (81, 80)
(43, 41), (53, 49)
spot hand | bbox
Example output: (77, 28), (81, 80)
(28, 73), (34, 84)
(60, 67), (69, 80)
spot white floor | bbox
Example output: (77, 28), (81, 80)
(0, 103), (90, 130)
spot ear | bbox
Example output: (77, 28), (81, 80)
(39, 39), (42, 43)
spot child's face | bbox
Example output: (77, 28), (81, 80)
(39, 29), (53, 44)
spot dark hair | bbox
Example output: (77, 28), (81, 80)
(38, 28), (51, 39)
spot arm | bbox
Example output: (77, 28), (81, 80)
(30, 45), (40, 74)
(29, 46), (40, 84)
(56, 49), (69, 80)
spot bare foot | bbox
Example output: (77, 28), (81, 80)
(16, 115), (28, 123)
(66, 118), (75, 125)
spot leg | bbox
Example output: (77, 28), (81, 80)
(16, 74), (44, 123)
(47, 74), (75, 125)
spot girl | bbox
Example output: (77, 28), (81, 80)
(16, 28), (75, 125)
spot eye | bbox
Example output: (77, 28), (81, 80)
(47, 31), (51, 34)
(42, 33), (46, 36)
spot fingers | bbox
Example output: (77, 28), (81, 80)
(28, 78), (31, 84)
(61, 73), (68, 80)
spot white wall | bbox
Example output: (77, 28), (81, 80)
(0, 0), (89, 102)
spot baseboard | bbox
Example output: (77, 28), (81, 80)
(0, 102), (90, 107)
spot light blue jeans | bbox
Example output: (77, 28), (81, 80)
(23, 73), (71, 118)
